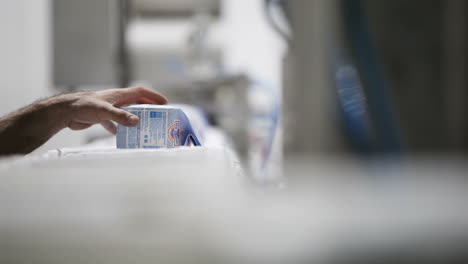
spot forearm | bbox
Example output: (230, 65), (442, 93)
(0, 96), (69, 155)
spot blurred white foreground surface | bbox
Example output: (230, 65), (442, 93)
(1, 141), (468, 264)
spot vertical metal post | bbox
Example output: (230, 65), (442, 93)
(283, 0), (344, 154)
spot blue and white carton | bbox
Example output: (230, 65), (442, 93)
(117, 105), (202, 149)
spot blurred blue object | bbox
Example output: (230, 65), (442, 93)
(333, 57), (374, 154)
(337, 0), (404, 154)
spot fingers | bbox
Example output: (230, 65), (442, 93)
(114, 87), (168, 106)
(100, 120), (117, 135)
(98, 105), (139, 127)
(135, 97), (160, 104)
(67, 88), (164, 133)
(69, 121), (93, 131)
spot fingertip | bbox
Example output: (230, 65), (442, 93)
(160, 95), (169, 104)
(136, 86), (168, 104)
(116, 86), (169, 106)
(128, 115), (139, 126)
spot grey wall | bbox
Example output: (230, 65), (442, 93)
(53, 0), (124, 88)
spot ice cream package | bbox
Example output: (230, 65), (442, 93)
(116, 104), (204, 149)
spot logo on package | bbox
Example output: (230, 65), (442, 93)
(167, 120), (184, 146)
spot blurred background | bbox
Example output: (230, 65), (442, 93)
(1, 0), (468, 263)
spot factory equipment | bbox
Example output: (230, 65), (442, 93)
(132, 0), (219, 17)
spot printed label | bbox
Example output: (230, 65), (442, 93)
(167, 120), (183, 146)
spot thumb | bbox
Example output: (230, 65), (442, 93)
(99, 105), (139, 127)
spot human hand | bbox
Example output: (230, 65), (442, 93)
(57, 87), (168, 134)
(0, 87), (167, 155)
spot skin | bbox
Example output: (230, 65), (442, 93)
(0, 87), (168, 156)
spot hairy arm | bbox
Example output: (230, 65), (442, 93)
(0, 87), (167, 156)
